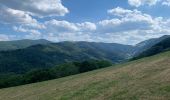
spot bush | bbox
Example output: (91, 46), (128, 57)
(23, 69), (56, 83)
(53, 63), (79, 77)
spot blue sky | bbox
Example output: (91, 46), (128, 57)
(0, 0), (170, 45)
(62, 0), (129, 22)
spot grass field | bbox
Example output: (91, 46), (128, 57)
(0, 51), (170, 100)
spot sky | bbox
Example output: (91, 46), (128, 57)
(0, 0), (170, 45)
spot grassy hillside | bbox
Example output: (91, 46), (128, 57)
(0, 51), (170, 100)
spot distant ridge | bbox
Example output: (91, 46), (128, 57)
(0, 35), (170, 74)
(0, 41), (133, 74)
(133, 35), (170, 56)
(0, 39), (51, 51)
(133, 35), (170, 59)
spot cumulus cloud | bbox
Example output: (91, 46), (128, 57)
(108, 7), (134, 17)
(128, 0), (170, 7)
(128, 0), (159, 7)
(0, 0), (69, 17)
(44, 20), (96, 33)
(45, 20), (79, 33)
(0, 34), (9, 41)
(40, 20), (97, 42)
(41, 8), (162, 45)
(95, 7), (170, 44)
(44, 32), (94, 42)
(77, 22), (96, 31)
(13, 26), (41, 36)
(0, 0), (69, 30)
(162, 0), (170, 6)
(108, 7), (142, 17)
(13, 19), (97, 42)
(1, 0), (170, 45)
(100, 8), (153, 33)
(12, 7), (170, 45)
(0, 6), (37, 24)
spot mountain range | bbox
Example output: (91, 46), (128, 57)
(1, 46), (170, 100)
(133, 35), (170, 56)
(0, 39), (51, 51)
(0, 41), (133, 74)
(0, 35), (170, 74)
(134, 36), (170, 59)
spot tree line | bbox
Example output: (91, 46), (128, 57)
(0, 60), (112, 89)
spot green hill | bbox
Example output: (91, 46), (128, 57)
(0, 41), (133, 74)
(134, 36), (170, 59)
(133, 35), (170, 56)
(0, 50), (170, 100)
(0, 39), (51, 51)
(1, 36), (170, 74)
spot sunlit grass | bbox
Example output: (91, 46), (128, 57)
(0, 51), (170, 100)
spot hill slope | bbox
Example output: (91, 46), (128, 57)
(1, 35), (170, 74)
(0, 39), (51, 51)
(0, 51), (170, 100)
(134, 36), (170, 59)
(0, 41), (133, 74)
(133, 35), (170, 56)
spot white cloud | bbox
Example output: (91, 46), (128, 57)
(128, 0), (170, 7)
(162, 0), (170, 6)
(0, 34), (9, 41)
(13, 26), (41, 36)
(0, 6), (37, 24)
(45, 20), (79, 33)
(42, 13), (159, 45)
(42, 20), (97, 42)
(99, 8), (153, 33)
(0, 0), (68, 32)
(44, 32), (94, 42)
(1, 0), (170, 45)
(13, 26), (42, 40)
(44, 20), (96, 33)
(22, 22), (46, 30)
(95, 7), (170, 44)
(128, 0), (159, 7)
(15, 7), (170, 45)
(0, 0), (69, 17)
(77, 22), (96, 31)
(108, 7), (134, 17)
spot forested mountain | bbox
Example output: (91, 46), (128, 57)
(1, 48), (170, 100)
(133, 35), (170, 59)
(0, 36), (170, 89)
(133, 35), (170, 56)
(0, 39), (51, 51)
(0, 41), (133, 74)
(0, 35), (170, 74)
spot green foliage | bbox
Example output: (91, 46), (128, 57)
(79, 60), (99, 72)
(23, 69), (56, 83)
(0, 73), (23, 88)
(0, 41), (132, 74)
(54, 63), (79, 77)
(78, 60), (112, 72)
(0, 60), (112, 89)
